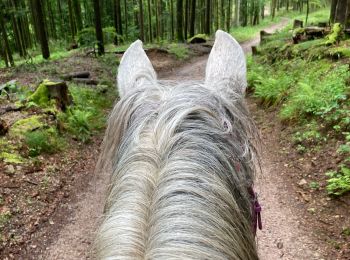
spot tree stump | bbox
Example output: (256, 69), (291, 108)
(251, 46), (258, 56)
(293, 19), (303, 29)
(28, 80), (72, 110)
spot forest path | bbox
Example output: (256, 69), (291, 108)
(40, 18), (325, 259)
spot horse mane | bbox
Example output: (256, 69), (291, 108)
(95, 78), (260, 259)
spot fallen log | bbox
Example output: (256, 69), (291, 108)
(0, 105), (23, 115)
(72, 78), (99, 85)
(292, 26), (330, 44)
(62, 71), (90, 80)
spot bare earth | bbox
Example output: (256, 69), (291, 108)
(40, 19), (327, 260)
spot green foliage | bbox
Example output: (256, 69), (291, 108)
(167, 44), (190, 60)
(280, 64), (348, 120)
(326, 167), (350, 196)
(77, 27), (117, 47)
(66, 109), (92, 142)
(325, 23), (343, 46)
(309, 181), (320, 190)
(25, 128), (64, 157)
(9, 115), (45, 139)
(293, 123), (325, 146)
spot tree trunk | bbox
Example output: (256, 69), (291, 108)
(147, 0), (152, 42)
(234, 0), (240, 26)
(176, 0), (184, 41)
(335, 0), (347, 25)
(72, 0), (83, 31)
(189, 0), (196, 36)
(68, 0), (76, 40)
(33, 0), (50, 59)
(170, 0), (175, 40)
(205, 0), (211, 34)
(226, 0), (231, 31)
(0, 10), (14, 66)
(330, 0), (338, 23)
(93, 0), (104, 55)
(185, 0), (189, 39)
(139, 0), (145, 41)
(124, 0), (128, 40)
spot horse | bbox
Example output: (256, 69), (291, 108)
(95, 30), (261, 260)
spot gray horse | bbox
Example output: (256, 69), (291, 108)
(95, 30), (260, 260)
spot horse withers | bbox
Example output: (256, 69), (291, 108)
(95, 30), (260, 259)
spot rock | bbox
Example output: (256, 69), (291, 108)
(187, 34), (208, 44)
(298, 179), (307, 186)
(5, 164), (15, 175)
(277, 241), (284, 249)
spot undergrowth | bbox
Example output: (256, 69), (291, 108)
(248, 15), (350, 196)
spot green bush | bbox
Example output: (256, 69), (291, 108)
(326, 167), (350, 196)
(25, 128), (64, 157)
(77, 27), (117, 47)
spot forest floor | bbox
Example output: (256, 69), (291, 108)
(1, 19), (348, 259)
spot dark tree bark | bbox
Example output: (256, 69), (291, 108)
(170, 0), (175, 40)
(330, 0), (338, 23)
(205, 0), (211, 34)
(335, 0), (347, 25)
(114, 0), (123, 44)
(147, 0), (152, 42)
(68, 0), (76, 40)
(72, 0), (83, 31)
(124, 0), (128, 40)
(176, 0), (184, 41)
(226, 0), (231, 31)
(0, 9), (14, 66)
(139, 0), (145, 41)
(189, 0), (196, 36)
(93, 0), (104, 55)
(33, 0), (50, 59)
(185, 0), (189, 39)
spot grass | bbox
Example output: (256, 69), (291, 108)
(230, 17), (283, 42)
(25, 128), (65, 157)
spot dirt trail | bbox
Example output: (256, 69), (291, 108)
(40, 19), (326, 260)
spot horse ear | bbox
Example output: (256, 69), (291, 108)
(117, 40), (157, 97)
(205, 30), (246, 95)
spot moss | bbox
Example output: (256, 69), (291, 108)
(328, 46), (350, 58)
(187, 34), (208, 43)
(0, 152), (26, 164)
(9, 115), (45, 139)
(28, 81), (49, 106)
(325, 23), (343, 45)
(27, 79), (63, 109)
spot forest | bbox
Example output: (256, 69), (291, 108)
(0, 0), (337, 65)
(1, 0), (350, 259)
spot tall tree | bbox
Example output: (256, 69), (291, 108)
(177, 0), (184, 41)
(189, 0), (196, 37)
(93, 0), (104, 55)
(72, 0), (83, 31)
(147, 0), (152, 42)
(0, 8), (14, 66)
(205, 0), (211, 34)
(139, 0), (145, 41)
(33, 0), (50, 59)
